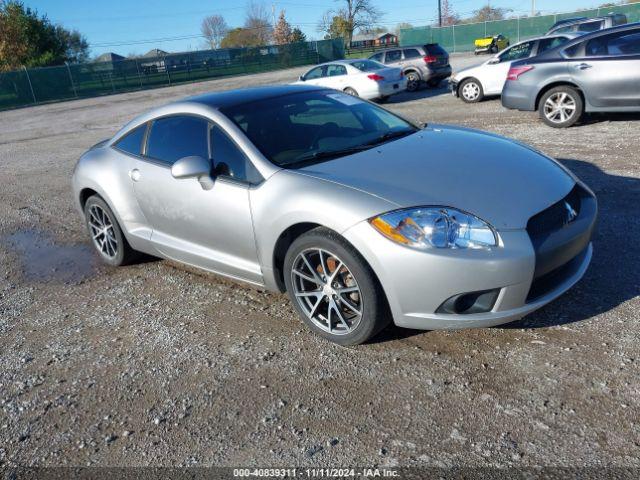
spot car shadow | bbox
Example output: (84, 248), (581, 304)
(369, 158), (639, 342)
(580, 111), (640, 126)
(386, 83), (451, 104)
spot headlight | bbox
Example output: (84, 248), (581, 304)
(369, 207), (497, 250)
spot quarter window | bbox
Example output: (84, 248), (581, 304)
(146, 116), (209, 165)
(403, 48), (421, 59)
(210, 125), (262, 184)
(114, 124), (146, 156)
(370, 52), (383, 62)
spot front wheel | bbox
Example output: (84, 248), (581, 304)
(283, 228), (390, 346)
(84, 195), (140, 266)
(459, 78), (484, 103)
(344, 87), (359, 97)
(539, 86), (583, 128)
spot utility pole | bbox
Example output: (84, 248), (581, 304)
(438, 0), (442, 27)
(272, 3), (276, 26)
(531, 0), (536, 16)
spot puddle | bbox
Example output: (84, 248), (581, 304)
(1, 230), (98, 283)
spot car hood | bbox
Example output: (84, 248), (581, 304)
(453, 62), (486, 80)
(296, 125), (576, 230)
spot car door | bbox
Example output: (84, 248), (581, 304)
(301, 65), (326, 86)
(383, 49), (402, 67)
(567, 30), (640, 108)
(483, 40), (535, 94)
(129, 114), (263, 284)
(324, 64), (349, 90)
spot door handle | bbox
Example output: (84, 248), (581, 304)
(575, 63), (592, 70)
(129, 169), (141, 182)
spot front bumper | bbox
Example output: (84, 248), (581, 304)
(342, 188), (596, 330)
(449, 78), (459, 97)
(474, 46), (493, 54)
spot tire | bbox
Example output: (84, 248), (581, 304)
(344, 87), (358, 97)
(405, 71), (420, 92)
(538, 86), (583, 128)
(459, 78), (484, 103)
(283, 227), (390, 346)
(84, 195), (139, 266)
(490, 44), (498, 54)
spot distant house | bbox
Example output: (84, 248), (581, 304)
(139, 49), (169, 73)
(350, 32), (398, 48)
(93, 52), (126, 71)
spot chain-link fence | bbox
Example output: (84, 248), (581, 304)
(400, 4), (640, 52)
(0, 38), (345, 111)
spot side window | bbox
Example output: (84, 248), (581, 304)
(552, 26), (573, 34)
(498, 41), (534, 62)
(385, 50), (402, 63)
(146, 116), (209, 165)
(538, 36), (569, 54)
(304, 66), (324, 80)
(578, 20), (603, 32)
(608, 32), (640, 55)
(370, 52), (383, 62)
(326, 64), (347, 76)
(114, 124), (147, 156)
(210, 125), (261, 184)
(403, 48), (421, 59)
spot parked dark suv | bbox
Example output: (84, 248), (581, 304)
(546, 13), (627, 35)
(369, 44), (452, 91)
(502, 23), (640, 127)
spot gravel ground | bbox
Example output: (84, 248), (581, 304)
(0, 54), (639, 471)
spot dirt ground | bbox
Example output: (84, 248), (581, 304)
(1, 54), (639, 471)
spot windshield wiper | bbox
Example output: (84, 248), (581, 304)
(363, 129), (415, 147)
(289, 144), (373, 166)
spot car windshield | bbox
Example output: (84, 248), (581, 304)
(221, 90), (418, 168)
(350, 60), (385, 71)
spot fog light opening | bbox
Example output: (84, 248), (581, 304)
(436, 289), (500, 315)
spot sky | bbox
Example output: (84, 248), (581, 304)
(27, 0), (612, 57)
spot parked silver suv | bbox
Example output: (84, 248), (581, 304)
(546, 13), (627, 36)
(369, 44), (452, 91)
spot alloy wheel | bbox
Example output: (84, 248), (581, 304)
(544, 92), (576, 124)
(290, 248), (362, 335)
(88, 204), (118, 259)
(462, 81), (480, 101)
(406, 73), (419, 91)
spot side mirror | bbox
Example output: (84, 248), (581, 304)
(299, 75), (306, 81)
(171, 155), (211, 179)
(488, 57), (500, 64)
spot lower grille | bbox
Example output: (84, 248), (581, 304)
(525, 183), (597, 303)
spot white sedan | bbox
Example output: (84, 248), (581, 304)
(296, 59), (406, 102)
(450, 34), (578, 103)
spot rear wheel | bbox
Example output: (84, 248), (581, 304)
(459, 78), (484, 103)
(405, 71), (420, 92)
(539, 86), (583, 128)
(344, 87), (358, 97)
(283, 228), (390, 346)
(84, 195), (139, 266)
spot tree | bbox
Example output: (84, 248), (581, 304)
(290, 27), (306, 43)
(201, 14), (229, 49)
(467, 6), (511, 23)
(245, 1), (272, 45)
(220, 28), (254, 48)
(0, 1), (90, 71)
(273, 10), (292, 45)
(320, 14), (352, 40)
(318, 0), (383, 43)
(439, 0), (460, 26)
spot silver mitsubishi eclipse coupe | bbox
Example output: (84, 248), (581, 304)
(72, 84), (597, 345)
